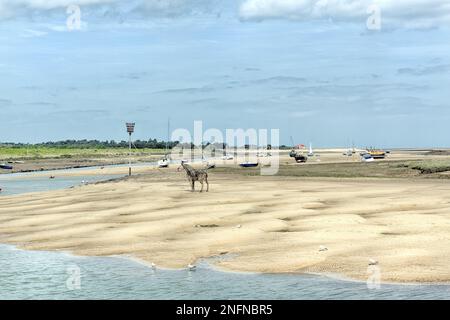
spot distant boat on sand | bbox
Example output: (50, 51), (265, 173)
(158, 117), (171, 168)
(239, 161), (258, 168)
(158, 158), (169, 168)
(308, 143), (314, 157)
(361, 154), (374, 162)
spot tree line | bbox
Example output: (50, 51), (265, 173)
(1, 140), (288, 149)
(0, 139), (179, 149)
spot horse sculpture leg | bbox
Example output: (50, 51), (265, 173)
(191, 179), (195, 192)
(200, 181), (204, 193)
(205, 176), (209, 192)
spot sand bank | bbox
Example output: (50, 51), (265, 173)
(1, 168), (450, 283)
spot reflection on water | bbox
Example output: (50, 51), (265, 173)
(0, 245), (449, 300)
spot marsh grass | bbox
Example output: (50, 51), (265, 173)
(400, 159), (450, 174)
(213, 160), (450, 179)
(0, 146), (166, 160)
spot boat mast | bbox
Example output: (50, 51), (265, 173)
(166, 117), (170, 158)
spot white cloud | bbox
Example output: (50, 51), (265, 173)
(239, 0), (450, 28)
(0, 0), (115, 20)
(0, 0), (224, 20)
(20, 28), (48, 37)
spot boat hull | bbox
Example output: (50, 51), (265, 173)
(294, 155), (308, 163)
(239, 163), (258, 168)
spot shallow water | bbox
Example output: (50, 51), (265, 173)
(0, 166), (449, 299)
(0, 172), (124, 196)
(0, 245), (448, 300)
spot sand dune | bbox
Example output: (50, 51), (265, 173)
(1, 168), (450, 283)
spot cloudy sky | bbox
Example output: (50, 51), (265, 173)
(1, 0), (450, 147)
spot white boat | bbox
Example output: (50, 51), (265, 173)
(308, 143), (314, 157)
(361, 154), (374, 162)
(343, 149), (353, 157)
(222, 154), (234, 160)
(158, 117), (171, 168)
(158, 158), (169, 168)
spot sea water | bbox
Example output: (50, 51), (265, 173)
(0, 174), (124, 196)
(0, 244), (449, 300)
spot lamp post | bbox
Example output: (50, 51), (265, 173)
(126, 122), (135, 176)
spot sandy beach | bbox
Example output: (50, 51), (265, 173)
(1, 152), (450, 284)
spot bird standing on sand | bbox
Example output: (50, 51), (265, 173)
(368, 259), (378, 266)
(187, 264), (197, 271)
(319, 245), (328, 252)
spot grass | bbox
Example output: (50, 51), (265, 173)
(399, 159), (450, 174)
(0, 146), (166, 160)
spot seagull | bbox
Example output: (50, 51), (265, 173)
(187, 264), (197, 271)
(150, 262), (156, 270)
(319, 245), (328, 252)
(368, 259), (378, 266)
(235, 224), (242, 229)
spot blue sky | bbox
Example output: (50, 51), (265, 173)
(1, 0), (450, 147)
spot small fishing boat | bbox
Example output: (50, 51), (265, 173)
(239, 161), (258, 168)
(361, 154), (374, 162)
(294, 155), (308, 163)
(158, 118), (171, 168)
(0, 164), (13, 170)
(368, 150), (386, 159)
(158, 158), (169, 168)
(307, 143), (314, 157)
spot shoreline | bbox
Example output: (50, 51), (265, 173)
(2, 242), (450, 287)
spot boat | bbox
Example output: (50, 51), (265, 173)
(307, 143), (314, 157)
(0, 164), (13, 170)
(289, 136), (300, 157)
(158, 158), (169, 168)
(361, 154), (374, 162)
(294, 155), (308, 163)
(158, 117), (171, 168)
(222, 154), (234, 160)
(239, 161), (259, 168)
(343, 149), (353, 157)
(368, 150), (386, 159)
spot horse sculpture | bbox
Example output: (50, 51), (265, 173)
(178, 161), (209, 192)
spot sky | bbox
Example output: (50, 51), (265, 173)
(0, 0), (450, 147)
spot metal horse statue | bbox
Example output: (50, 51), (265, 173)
(178, 161), (209, 192)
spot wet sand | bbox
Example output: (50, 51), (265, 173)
(1, 162), (450, 283)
